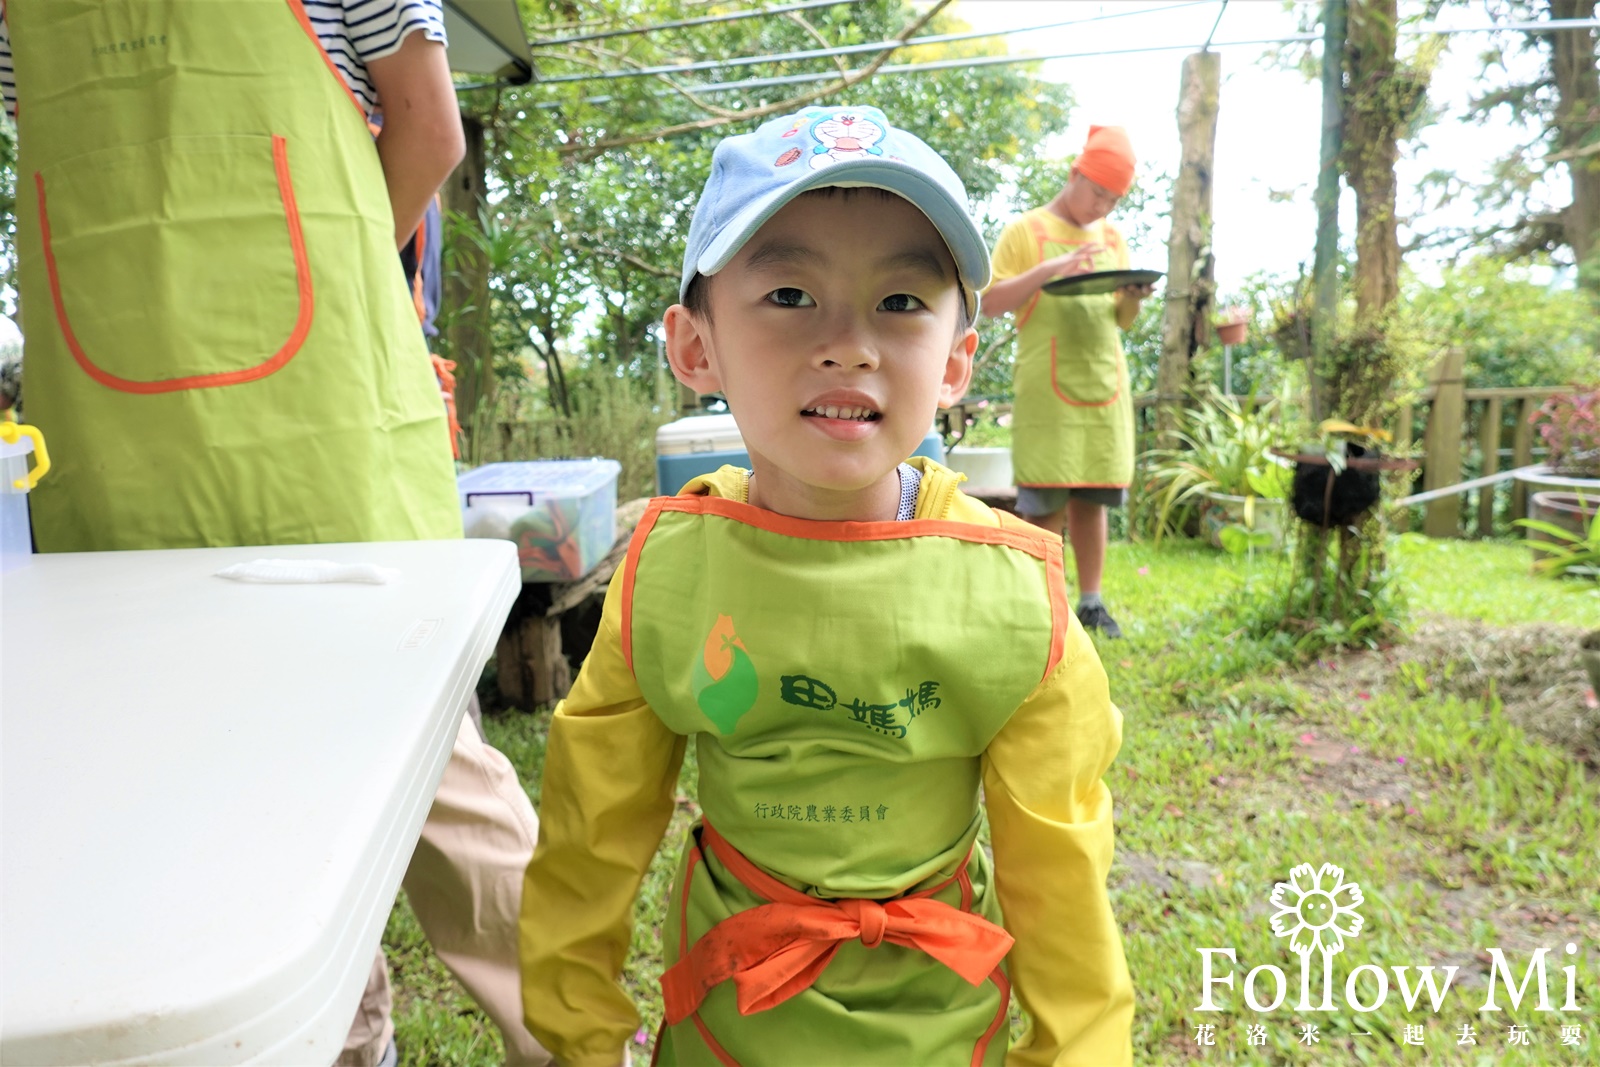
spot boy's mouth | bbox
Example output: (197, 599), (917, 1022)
(801, 404), (881, 422)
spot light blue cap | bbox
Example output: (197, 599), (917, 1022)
(679, 106), (991, 318)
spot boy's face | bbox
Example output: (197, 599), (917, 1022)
(1062, 171), (1121, 227)
(666, 191), (976, 517)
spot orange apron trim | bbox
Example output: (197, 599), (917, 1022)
(286, 0), (368, 119)
(1048, 336), (1123, 408)
(620, 494), (1070, 681)
(36, 134), (314, 395)
(660, 822), (1014, 1028)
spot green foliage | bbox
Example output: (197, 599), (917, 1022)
(1242, 517), (1410, 658)
(459, 0), (1075, 430)
(0, 117), (14, 323)
(951, 404), (1011, 449)
(1393, 256), (1600, 387)
(486, 363), (673, 502)
(1137, 389), (1298, 544)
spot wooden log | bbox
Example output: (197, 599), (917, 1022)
(1156, 50), (1221, 446)
(526, 616), (570, 707)
(1477, 397), (1501, 537)
(1510, 396), (1537, 521)
(1422, 348), (1466, 538)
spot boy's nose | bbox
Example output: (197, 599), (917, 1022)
(814, 323), (879, 372)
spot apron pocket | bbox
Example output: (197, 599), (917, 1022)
(36, 133), (312, 394)
(1048, 335), (1123, 407)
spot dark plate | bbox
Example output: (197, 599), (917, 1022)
(1042, 268), (1165, 297)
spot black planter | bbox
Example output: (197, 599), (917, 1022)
(1292, 444), (1382, 526)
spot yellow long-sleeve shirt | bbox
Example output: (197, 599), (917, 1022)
(519, 463), (1134, 1067)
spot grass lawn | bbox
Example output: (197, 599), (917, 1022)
(386, 535), (1599, 1065)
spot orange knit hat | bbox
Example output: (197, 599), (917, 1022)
(1075, 125), (1136, 197)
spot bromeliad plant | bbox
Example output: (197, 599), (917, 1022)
(1529, 384), (1600, 478)
(1515, 493), (1600, 581)
(1139, 389), (1295, 545)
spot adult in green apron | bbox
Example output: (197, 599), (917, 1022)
(983, 126), (1153, 639)
(12, 0), (461, 552)
(8, 7), (552, 1067)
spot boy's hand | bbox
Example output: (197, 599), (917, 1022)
(1043, 243), (1102, 280)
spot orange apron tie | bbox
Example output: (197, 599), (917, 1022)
(660, 823), (1014, 1026)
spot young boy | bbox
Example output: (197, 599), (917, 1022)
(519, 106), (1133, 1067)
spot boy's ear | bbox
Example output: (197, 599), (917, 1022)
(663, 303), (723, 395)
(937, 324), (978, 408)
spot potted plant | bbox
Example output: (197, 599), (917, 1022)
(1140, 390), (1292, 548)
(1287, 420), (1393, 528)
(1514, 383), (1600, 495)
(1215, 306), (1249, 346)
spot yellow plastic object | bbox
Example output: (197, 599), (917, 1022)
(0, 422), (51, 489)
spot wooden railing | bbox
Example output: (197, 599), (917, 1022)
(951, 357), (1569, 539)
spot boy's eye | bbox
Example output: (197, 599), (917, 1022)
(879, 293), (926, 312)
(766, 287), (815, 308)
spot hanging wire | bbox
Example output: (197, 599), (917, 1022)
(1203, 0), (1230, 52)
(529, 15), (1600, 109)
(537, 1), (1211, 85)
(531, 0), (869, 47)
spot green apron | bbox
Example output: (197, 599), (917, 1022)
(623, 486), (1071, 1066)
(11, 0), (462, 551)
(1010, 213), (1134, 489)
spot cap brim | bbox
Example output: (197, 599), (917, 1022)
(694, 159), (989, 317)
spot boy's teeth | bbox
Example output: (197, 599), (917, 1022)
(807, 405), (876, 420)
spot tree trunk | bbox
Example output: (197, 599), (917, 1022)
(443, 113), (490, 453)
(1156, 50), (1221, 446)
(1310, 0), (1347, 424)
(1550, 0), (1600, 287)
(1344, 0), (1402, 322)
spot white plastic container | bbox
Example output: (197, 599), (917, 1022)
(655, 414), (748, 495)
(457, 459), (622, 583)
(943, 446), (1014, 491)
(1, 431), (35, 572)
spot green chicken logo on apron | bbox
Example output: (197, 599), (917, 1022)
(691, 614), (759, 734)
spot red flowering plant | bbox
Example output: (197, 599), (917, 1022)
(1530, 384), (1600, 478)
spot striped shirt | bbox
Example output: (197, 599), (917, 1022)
(1, 0), (446, 119)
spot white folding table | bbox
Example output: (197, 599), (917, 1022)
(0, 539), (519, 1065)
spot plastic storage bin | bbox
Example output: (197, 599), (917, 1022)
(654, 414), (945, 495)
(457, 459), (621, 583)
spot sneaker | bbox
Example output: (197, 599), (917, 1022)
(1077, 602), (1124, 639)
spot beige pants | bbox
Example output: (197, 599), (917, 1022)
(339, 706), (550, 1066)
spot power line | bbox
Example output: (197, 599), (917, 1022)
(1203, 0), (1230, 52)
(530, 0), (869, 48)
(536, 1), (1211, 85)
(544, 16), (1600, 106)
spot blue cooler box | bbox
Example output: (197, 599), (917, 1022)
(457, 459), (621, 583)
(654, 414), (944, 495)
